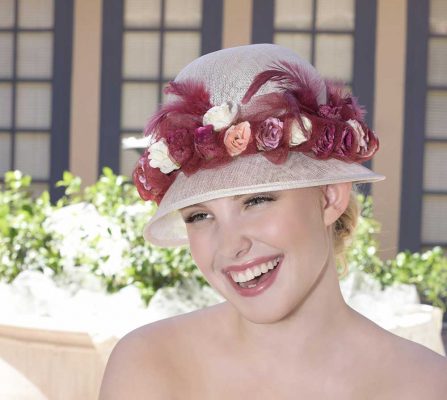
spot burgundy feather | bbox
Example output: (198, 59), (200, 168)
(325, 80), (366, 121)
(164, 80), (212, 113)
(240, 92), (289, 122)
(241, 60), (323, 112)
(145, 80), (212, 138)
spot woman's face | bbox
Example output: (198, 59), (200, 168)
(179, 187), (337, 324)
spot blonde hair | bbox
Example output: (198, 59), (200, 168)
(332, 188), (360, 279)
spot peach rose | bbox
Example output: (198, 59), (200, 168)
(224, 121), (251, 156)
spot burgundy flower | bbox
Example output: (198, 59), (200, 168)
(166, 128), (194, 165)
(194, 124), (222, 159)
(312, 124), (336, 158)
(319, 104), (342, 119)
(335, 126), (357, 158)
(133, 150), (176, 205)
(256, 117), (284, 151)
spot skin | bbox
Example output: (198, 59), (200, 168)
(99, 183), (447, 399)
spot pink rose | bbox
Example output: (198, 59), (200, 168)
(312, 124), (336, 158)
(194, 124), (222, 159)
(223, 121), (251, 156)
(256, 117), (283, 151)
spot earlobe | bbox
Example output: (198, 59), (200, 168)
(322, 182), (352, 226)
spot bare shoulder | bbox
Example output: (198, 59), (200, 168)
(98, 317), (177, 399)
(379, 332), (447, 398)
(99, 302), (229, 400)
(348, 312), (447, 399)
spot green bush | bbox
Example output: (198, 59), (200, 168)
(1, 169), (446, 310)
(345, 193), (447, 312)
(0, 171), (61, 281)
(373, 247), (447, 311)
(0, 169), (204, 304)
(345, 193), (384, 276)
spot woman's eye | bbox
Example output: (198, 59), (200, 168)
(244, 195), (275, 207)
(184, 212), (210, 224)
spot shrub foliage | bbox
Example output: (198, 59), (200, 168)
(0, 170), (446, 310)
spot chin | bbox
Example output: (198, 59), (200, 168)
(235, 299), (299, 325)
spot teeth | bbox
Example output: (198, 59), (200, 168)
(246, 269), (255, 280)
(229, 257), (281, 283)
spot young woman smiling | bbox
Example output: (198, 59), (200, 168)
(99, 44), (447, 399)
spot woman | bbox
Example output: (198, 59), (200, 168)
(100, 44), (447, 399)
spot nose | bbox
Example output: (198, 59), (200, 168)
(216, 215), (252, 260)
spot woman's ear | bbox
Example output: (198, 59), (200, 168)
(321, 182), (352, 226)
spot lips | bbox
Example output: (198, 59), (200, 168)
(229, 257), (280, 283)
(222, 255), (283, 297)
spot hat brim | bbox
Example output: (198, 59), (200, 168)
(143, 152), (385, 247)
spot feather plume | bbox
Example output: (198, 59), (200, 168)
(241, 60), (323, 112)
(240, 92), (289, 122)
(325, 80), (366, 121)
(145, 80), (212, 138)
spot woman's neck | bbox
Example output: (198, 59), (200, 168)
(228, 256), (354, 366)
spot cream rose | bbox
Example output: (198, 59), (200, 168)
(203, 101), (238, 131)
(290, 116), (311, 146)
(224, 121), (251, 156)
(148, 139), (180, 174)
(347, 119), (367, 151)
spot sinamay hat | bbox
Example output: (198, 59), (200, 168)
(133, 44), (385, 247)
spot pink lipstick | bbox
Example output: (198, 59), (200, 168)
(223, 255), (283, 297)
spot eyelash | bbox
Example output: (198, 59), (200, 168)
(185, 213), (208, 224)
(244, 195), (275, 207)
(183, 195), (276, 224)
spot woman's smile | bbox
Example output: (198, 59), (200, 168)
(224, 255), (284, 296)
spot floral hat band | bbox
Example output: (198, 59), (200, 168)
(133, 59), (379, 206)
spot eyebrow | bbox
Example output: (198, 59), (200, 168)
(180, 192), (271, 211)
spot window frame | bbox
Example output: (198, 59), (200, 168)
(400, 0), (447, 251)
(99, 0), (223, 173)
(0, 0), (73, 201)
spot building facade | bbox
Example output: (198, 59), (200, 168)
(0, 0), (446, 259)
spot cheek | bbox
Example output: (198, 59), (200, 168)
(187, 231), (215, 278)
(274, 205), (328, 253)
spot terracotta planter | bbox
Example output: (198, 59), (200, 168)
(0, 323), (116, 400)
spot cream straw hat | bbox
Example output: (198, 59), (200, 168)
(133, 44), (385, 247)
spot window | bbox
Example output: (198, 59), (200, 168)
(0, 0), (72, 198)
(99, 0), (222, 177)
(401, 0), (447, 251)
(273, 0), (355, 83)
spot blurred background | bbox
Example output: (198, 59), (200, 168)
(0, 0), (447, 399)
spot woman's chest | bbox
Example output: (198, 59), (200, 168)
(170, 354), (374, 400)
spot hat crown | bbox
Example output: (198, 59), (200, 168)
(170, 43), (327, 106)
